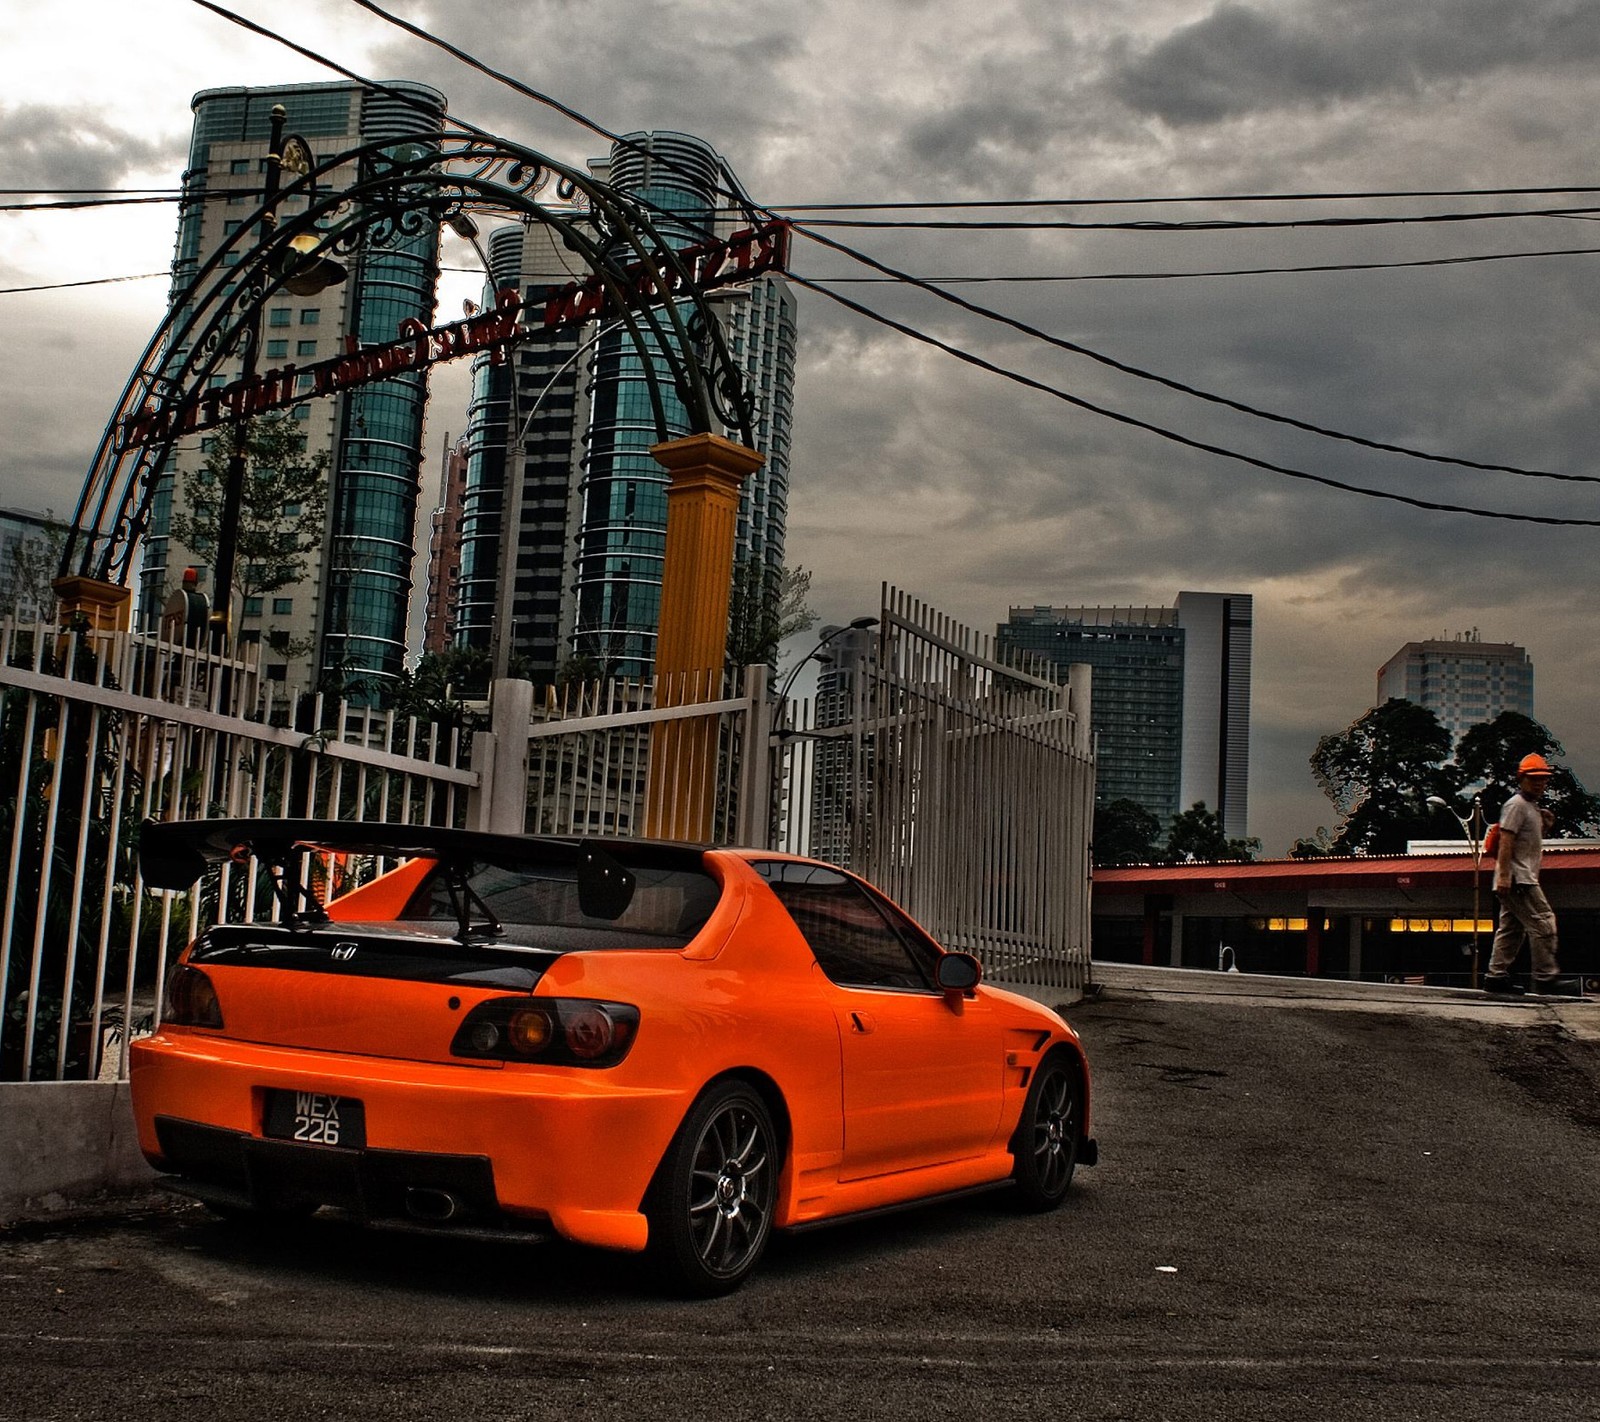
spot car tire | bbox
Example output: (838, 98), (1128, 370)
(1010, 1052), (1081, 1211)
(647, 1080), (778, 1297)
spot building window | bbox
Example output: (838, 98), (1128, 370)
(243, 596), (264, 616)
(272, 597), (293, 615)
(266, 340), (288, 359)
(296, 340), (317, 357)
(269, 308), (292, 328)
(230, 159), (250, 175)
(300, 309), (320, 325)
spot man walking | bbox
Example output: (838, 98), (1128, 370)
(1483, 753), (1572, 996)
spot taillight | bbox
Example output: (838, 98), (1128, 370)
(451, 999), (638, 1067)
(163, 964), (224, 1028)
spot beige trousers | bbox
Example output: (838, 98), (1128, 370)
(1487, 884), (1560, 982)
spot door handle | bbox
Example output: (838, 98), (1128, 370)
(850, 1011), (876, 1034)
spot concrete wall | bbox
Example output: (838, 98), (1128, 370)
(0, 1082), (158, 1224)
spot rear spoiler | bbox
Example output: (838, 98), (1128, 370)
(137, 819), (695, 930)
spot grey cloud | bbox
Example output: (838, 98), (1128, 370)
(0, 106), (174, 193)
(1109, 1), (1600, 126)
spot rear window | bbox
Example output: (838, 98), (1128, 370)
(400, 858), (722, 950)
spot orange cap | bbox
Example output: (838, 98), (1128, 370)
(1517, 753), (1554, 777)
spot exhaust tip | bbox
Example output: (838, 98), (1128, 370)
(405, 1187), (459, 1222)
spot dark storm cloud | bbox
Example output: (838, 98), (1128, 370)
(1108, 1), (1600, 125)
(364, 1), (805, 175)
(0, 105), (174, 193)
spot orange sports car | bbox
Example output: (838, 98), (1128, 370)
(131, 819), (1096, 1295)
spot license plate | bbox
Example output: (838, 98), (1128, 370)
(263, 1090), (366, 1149)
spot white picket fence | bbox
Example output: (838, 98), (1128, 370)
(0, 587), (1094, 1084)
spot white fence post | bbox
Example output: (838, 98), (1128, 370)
(469, 677), (533, 834)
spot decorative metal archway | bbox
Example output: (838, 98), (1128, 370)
(60, 123), (776, 594)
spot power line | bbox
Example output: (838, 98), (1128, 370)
(793, 224), (1600, 487)
(0, 272), (165, 295)
(772, 187), (1600, 210)
(790, 272), (1600, 527)
(794, 206), (1600, 232)
(813, 245), (1600, 283)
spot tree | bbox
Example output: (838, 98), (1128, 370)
(1165, 801), (1260, 863)
(1452, 711), (1600, 838)
(1092, 798), (1162, 866)
(727, 561), (817, 671)
(1288, 826), (1336, 859)
(1311, 698), (1454, 854)
(167, 414), (329, 637)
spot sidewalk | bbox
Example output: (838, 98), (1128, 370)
(1085, 961), (1600, 1040)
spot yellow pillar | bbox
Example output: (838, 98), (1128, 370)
(644, 432), (764, 842)
(53, 576), (131, 634)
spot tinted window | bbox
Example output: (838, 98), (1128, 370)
(401, 859), (720, 949)
(755, 862), (935, 990)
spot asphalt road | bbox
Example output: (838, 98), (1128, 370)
(3, 990), (1598, 1421)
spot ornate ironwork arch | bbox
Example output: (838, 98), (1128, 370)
(61, 127), (765, 587)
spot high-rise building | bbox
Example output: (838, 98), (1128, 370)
(999, 606), (1186, 822)
(455, 222), (592, 681)
(453, 131), (797, 682)
(998, 591), (1253, 838)
(145, 79), (447, 692)
(1375, 631), (1533, 747)
(807, 622), (880, 866)
(421, 435), (469, 655)
(0, 508), (65, 623)
(1175, 591), (1253, 840)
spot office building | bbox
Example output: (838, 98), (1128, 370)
(144, 79), (447, 692)
(1175, 591), (1253, 840)
(998, 592), (1253, 838)
(1375, 632), (1533, 747)
(454, 131), (797, 682)
(999, 606), (1186, 823)
(421, 435), (469, 655)
(0, 508), (65, 623)
(454, 222), (592, 681)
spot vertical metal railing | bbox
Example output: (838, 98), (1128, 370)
(768, 586), (1096, 993)
(0, 619), (477, 1083)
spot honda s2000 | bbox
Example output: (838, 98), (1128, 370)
(131, 820), (1096, 1294)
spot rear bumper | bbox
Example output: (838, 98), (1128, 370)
(131, 1032), (684, 1252)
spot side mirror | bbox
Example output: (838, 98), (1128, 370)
(934, 951), (982, 994)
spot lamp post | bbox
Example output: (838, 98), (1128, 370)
(1427, 793), (1486, 987)
(208, 106), (343, 649)
(776, 617), (879, 735)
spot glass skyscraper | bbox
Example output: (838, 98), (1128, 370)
(455, 131), (798, 683)
(147, 79), (446, 695)
(999, 593), (1252, 838)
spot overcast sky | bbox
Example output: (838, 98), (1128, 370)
(4, 0), (1600, 854)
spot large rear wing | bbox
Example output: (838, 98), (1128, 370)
(137, 819), (706, 934)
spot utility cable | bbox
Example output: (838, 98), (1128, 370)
(793, 223), (1600, 486)
(794, 207), (1600, 232)
(0, 272), (166, 295)
(789, 272), (1600, 527)
(813, 245), (1600, 283)
(772, 187), (1600, 210)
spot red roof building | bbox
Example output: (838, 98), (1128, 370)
(1093, 848), (1600, 987)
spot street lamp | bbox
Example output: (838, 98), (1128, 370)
(776, 617), (878, 735)
(1427, 793), (1486, 987)
(209, 106), (344, 648)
